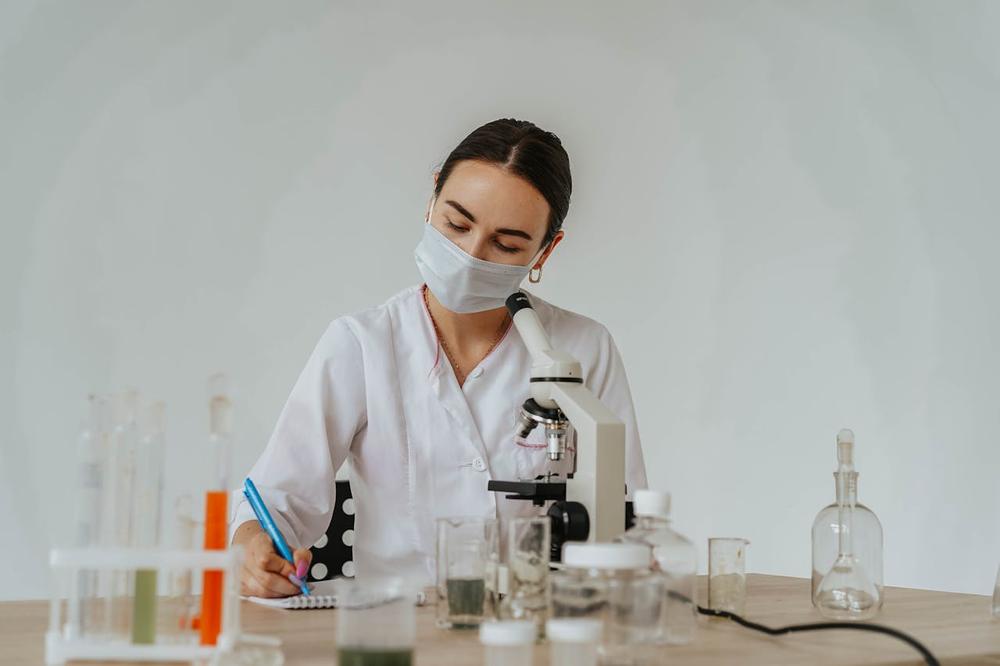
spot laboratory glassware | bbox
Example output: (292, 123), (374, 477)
(436, 516), (497, 628)
(618, 489), (697, 644)
(708, 537), (750, 615)
(814, 429), (882, 620)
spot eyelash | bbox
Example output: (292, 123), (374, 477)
(446, 221), (520, 253)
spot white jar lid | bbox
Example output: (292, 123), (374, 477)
(479, 620), (536, 646)
(633, 489), (671, 518)
(562, 543), (650, 570)
(546, 617), (602, 643)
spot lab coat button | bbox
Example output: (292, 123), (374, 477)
(472, 456), (487, 472)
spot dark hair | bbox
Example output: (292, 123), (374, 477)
(434, 118), (572, 248)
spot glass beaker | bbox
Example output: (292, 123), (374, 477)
(499, 517), (550, 636)
(334, 576), (415, 665)
(437, 516), (497, 628)
(708, 538), (750, 615)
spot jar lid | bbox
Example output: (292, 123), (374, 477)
(479, 620), (536, 646)
(546, 617), (603, 643)
(633, 489), (671, 518)
(562, 543), (651, 570)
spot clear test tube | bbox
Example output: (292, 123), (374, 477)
(168, 495), (200, 639)
(106, 389), (141, 639)
(200, 373), (232, 646)
(68, 395), (109, 639)
(132, 402), (165, 644)
(708, 537), (750, 615)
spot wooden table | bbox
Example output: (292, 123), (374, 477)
(3, 575), (999, 665)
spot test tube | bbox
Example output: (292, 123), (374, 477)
(200, 373), (232, 646)
(106, 390), (141, 639)
(708, 537), (750, 615)
(335, 577), (415, 665)
(131, 402), (165, 644)
(169, 495), (199, 637)
(992, 563), (999, 619)
(500, 517), (550, 636)
(68, 395), (109, 639)
(436, 516), (496, 628)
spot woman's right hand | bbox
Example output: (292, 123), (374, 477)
(232, 521), (313, 598)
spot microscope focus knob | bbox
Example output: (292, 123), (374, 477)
(547, 500), (589, 562)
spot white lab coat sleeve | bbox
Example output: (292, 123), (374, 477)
(229, 318), (367, 549)
(588, 325), (649, 499)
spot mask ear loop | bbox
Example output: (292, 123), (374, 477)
(528, 239), (552, 283)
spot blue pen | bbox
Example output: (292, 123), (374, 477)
(243, 477), (311, 596)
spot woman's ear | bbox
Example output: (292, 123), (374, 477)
(534, 230), (565, 269)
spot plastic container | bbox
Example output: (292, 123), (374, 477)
(479, 620), (535, 666)
(550, 542), (662, 663)
(618, 489), (697, 644)
(546, 617), (601, 666)
(334, 577), (415, 666)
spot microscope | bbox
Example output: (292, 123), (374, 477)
(488, 292), (629, 558)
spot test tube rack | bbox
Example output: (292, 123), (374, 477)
(46, 546), (277, 664)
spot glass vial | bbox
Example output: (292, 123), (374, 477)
(708, 538), (749, 615)
(479, 620), (535, 666)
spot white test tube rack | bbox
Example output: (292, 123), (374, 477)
(46, 546), (275, 664)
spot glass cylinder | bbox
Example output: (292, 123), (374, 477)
(499, 517), (550, 636)
(436, 516), (497, 628)
(549, 543), (662, 664)
(335, 577), (415, 666)
(479, 620), (535, 666)
(546, 618), (601, 666)
(708, 538), (749, 615)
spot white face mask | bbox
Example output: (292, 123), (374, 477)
(414, 198), (546, 313)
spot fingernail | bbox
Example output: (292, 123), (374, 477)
(296, 560), (307, 578)
(289, 574), (304, 587)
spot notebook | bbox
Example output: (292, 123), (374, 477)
(245, 579), (427, 610)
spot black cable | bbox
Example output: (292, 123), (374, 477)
(694, 604), (940, 666)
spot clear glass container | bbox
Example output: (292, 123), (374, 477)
(549, 543), (662, 664)
(436, 516), (497, 628)
(618, 489), (697, 644)
(479, 620), (535, 666)
(991, 562), (999, 619)
(812, 429), (883, 619)
(546, 617), (601, 666)
(334, 577), (415, 666)
(708, 538), (749, 615)
(499, 517), (550, 637)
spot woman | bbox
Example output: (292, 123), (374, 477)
(231, 118), (648, 597)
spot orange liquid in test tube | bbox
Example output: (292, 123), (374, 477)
(199, 490), (228, 645)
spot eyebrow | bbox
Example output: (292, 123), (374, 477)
(444, 199), (534, 241)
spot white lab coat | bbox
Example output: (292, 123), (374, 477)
(230, 284), (648, 585)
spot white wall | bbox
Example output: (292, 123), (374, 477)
(2, 0), (998, 601)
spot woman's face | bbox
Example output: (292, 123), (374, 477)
(426, 160), (563, 268)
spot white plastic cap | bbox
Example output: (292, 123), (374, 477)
(562, 543), (651, 570)
(546, 618), (603, 643)
(633, 489), (671, 519)
(479, 620), (536, 646)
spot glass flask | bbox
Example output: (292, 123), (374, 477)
(812, 429), (883, 619)
(617, 489), (697, 644)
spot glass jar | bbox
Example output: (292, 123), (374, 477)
(334, 577), (415, 666)
(479, 620), (536, 666)
(546, 617), (601, 666)
(550, 543), (662, 664)
(436, 516), (497, 628)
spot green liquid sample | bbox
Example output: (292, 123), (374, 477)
(337, 648), (413, 666)
(132, 569), (158, 644)
(447, 577), (485, 622)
